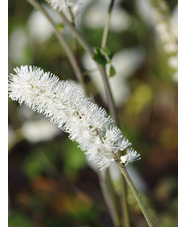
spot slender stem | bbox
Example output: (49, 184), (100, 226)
(67, 5), (81, 73)
(59, 11), (93, 56)
(119, 166), (154, 227)
(110, 153), (154, 227)
(101, 0), (115, 48)
(121, 176), (130, 227)
(26, 0), (88, 96)
(98, 171), (121, 227)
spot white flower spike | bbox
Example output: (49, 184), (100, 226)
(9, 65), (141, 171)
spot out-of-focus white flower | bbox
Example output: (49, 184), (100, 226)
(168, 56), (178, 69)
(153, 2), (178, 74)
(172, 72), (178, 82)
(46, 0), (91, 20)
(137, 1), (178, 80)
(84, 0), (130, 32)
(164, 43), (178, 53)
(170, 5), (178, 37)
(82, 48), (145, 107)
(22, 119), (61, 143)
(9, 27), (28, 64)
(28, 9), (54, 44)
(135, 0), (155, 26)
(8, 65), (140, 171)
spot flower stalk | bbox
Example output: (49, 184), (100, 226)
(98, 170), (122, 227)
(108, 150), (154, 227)
(119, 166), (154, 227)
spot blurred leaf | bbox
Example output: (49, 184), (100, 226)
(101, 46), (114, 60)
(109, 64), (116, 77)
(56, 23), (64, 32)
(92, 48), (107, 66)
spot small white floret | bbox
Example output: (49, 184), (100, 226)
(120, 149), (141, 166)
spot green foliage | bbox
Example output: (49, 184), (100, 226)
(56, 23), (64, 32)
(93, 47), (116, 77)
(92, 48), (107, 66)
(108, 64), (116, 77)
(92, 46), (114, 67)
(101, 46), (114, 60)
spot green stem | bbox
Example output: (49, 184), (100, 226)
(26, 0), (88, 96)
(98, 170), (121, 227)
(119, 166), (154, 227)
(111, 153), (154, 227)
(101, 0), (115, 48)
(121, 176), (130, 227)
(67, 4), (82, 76)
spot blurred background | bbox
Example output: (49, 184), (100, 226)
(8, 0), (178, 226)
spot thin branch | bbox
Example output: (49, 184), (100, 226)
(101, 0), (115, 48)
(109, 152), (154, 227)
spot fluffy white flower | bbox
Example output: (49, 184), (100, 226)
(9, 65), (140, 170)
(84, 3), (130, 32)
(120, 149), (141, 166)
(46, 0), (90, 18)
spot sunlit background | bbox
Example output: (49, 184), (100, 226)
(8, 0), (178, 226)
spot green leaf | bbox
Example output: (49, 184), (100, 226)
(102, 47), (114, 60)
(56, 23), (64, 32)
(109, 64), (116, 77)
(92, 48), (107, 66)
